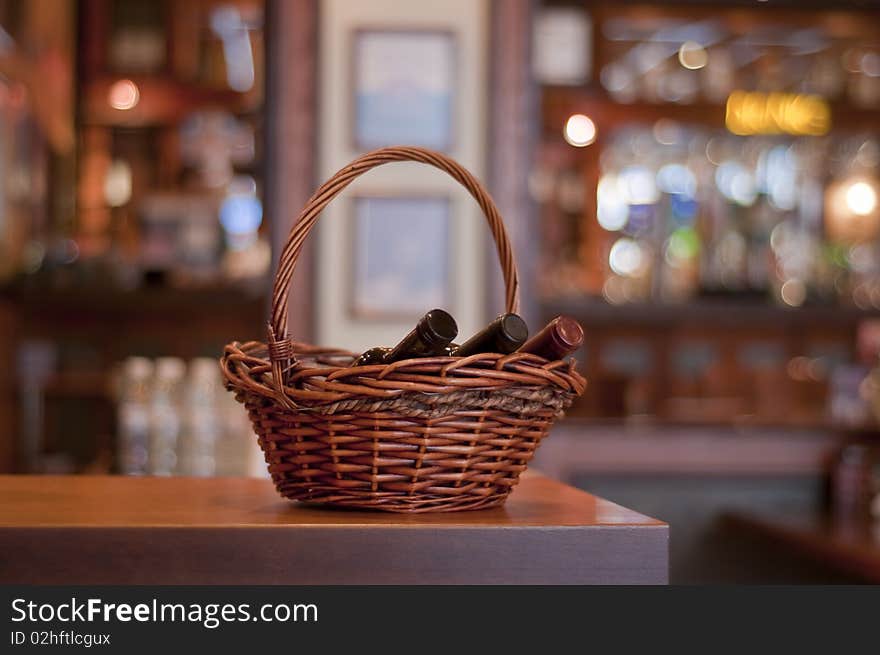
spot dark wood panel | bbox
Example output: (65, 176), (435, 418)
(0, 526), (668, 585)
(0, 300), (18, 472)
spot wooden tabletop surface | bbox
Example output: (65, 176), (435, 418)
(0, 473), (668, 584)
(0, 472), (664, 528)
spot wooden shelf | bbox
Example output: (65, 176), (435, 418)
(43, 371), (110, 398)
(81, 75), (254, 127)
(542, 86), (880, 135)
(1, 282), (267, 317)
(542, 295), (880, 329)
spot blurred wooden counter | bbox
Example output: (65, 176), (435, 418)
(0, 473), (668, 585)
(722, 511), (880, 583)
(535, 420), (839, 479)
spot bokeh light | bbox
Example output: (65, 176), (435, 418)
(597, 174), (629, 231)
(108, 79), (140, 111)
(846, 181), (878, 216)
(609, 237), (644, 276)
(564, 114), (597, 147)
(678, 41), (708, 70)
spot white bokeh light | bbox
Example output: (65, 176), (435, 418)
(656, 164), (697, 198)
(716, 161), (757, 207)
(678, 41), (708, 70)
(619, 166), (659, 205)
(846, 181), (878, 216)
(108, 79), (140, 110)
(597, 174), (629, 231)
(564, 114), (597, 147)
(609, 237), (644, 277)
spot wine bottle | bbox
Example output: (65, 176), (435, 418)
(451, 313), (528, 357)
(351, 347), (391, 367)
(518, 315), (583, 360)
(353, 309), (458, 366)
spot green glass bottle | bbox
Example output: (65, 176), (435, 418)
(351, 347), (391, 366)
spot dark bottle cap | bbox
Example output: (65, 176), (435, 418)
(498, 314), (528, 345)
(417, 309), (458, 347)
(453, 313), (528, 357)
(383, 309), (459, 363)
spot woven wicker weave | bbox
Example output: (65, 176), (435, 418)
(221, 146), (586, 512)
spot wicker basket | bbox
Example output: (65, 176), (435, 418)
(221, 146), (586, 512)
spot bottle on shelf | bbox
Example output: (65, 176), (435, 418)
(148, 357), (186, 476)
(179, 358), (221, 477)
(518, 315), (584, 361)
(116, 357), (153, 475)
(451, 313), (528, 357)
(352, 309), (458, 366)
(217, 387), (261, 477)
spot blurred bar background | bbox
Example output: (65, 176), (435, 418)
(1, 0), (880, 582)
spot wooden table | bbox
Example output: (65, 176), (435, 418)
(723, 510), (880, 583)
(0, 473), (667, 585)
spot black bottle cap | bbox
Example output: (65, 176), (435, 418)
(499, 313), (528, 344)
(419, 309), (458, 346)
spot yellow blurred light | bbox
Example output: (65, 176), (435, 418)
(678, 41), (708, 70)
(564, 114), (597, 147)
(725, 90), (830, 136)
(846, 181), (878, 216)
(108, 79), (140, 111)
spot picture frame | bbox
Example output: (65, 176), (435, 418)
(348, 195), (451, 320)
(351, 29), (456, 151)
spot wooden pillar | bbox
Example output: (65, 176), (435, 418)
(264, 0), (318, 342)
(0, 300), (18, 472)
(488, 0), (539, 326)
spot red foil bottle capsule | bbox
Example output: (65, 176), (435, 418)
(518, 316), (583, 361)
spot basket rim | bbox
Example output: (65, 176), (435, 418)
(221, 339), (586, 415)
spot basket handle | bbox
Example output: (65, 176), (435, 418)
(268, 146), (521, 369)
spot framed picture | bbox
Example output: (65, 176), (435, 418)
(349, 196), (451, 319)
(351, 29), (455, 150)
